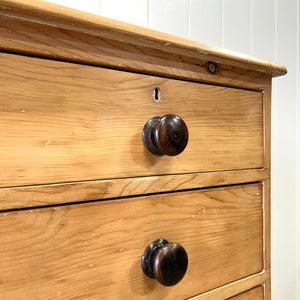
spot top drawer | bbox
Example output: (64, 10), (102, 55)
(0, 53), (263, 188)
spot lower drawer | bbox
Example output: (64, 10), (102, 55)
(228, 286), (264, 299)
(0, 183), (263, 299)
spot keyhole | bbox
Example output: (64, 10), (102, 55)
(153, 87), (161, 102)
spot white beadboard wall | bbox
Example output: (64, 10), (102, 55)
(46, 0), (300, 299)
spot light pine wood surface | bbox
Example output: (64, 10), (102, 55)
(0, 184), (263, 299)
(0, 13), (271, 91)
(0, 1), (286, 299)
(0, 0), (286, 78)
(0, 169), (268, 210)
(189, 272), (267, 300)
(227, 286), (264, 299)
(0, 52), (264, 188)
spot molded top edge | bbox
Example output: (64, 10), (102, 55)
(0, 0), (287, 77)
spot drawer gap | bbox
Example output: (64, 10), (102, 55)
(0, 50), (264, 92)
(0, 181), (262, 214)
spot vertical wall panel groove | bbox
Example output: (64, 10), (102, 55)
(187, 0), (190, 39)
(297, 0), (300, 299)
(147, 0), (150, 28)
(149, 0), (189, 38)
(221, 0), (225, 48)
(189, 0), (222, 47)
(223, 0), (251, 54)
(275, 0), (278, 60)
(101, 0), (148, 27)
(252, 0), (276, 60)
(250, 0), (253, 56)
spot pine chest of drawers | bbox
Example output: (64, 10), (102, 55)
(0, 0), (286, 299)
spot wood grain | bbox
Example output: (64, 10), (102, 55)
(0, 184), (263, 299)
(0, 52), (264, 188)
(263, 180), (271, 299)
(0, 15), (270, 91)
(264, 278), (271, 300)
(263, 180), (271, 271)
(0, 169), (269, 210)
(261, 81), (271, 299)
(227, 286), (264, 299)
(263, 84), (272, 169)
(189, 272), (268, 300)
(0, 0), (287, 78)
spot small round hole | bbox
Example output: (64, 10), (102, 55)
(207, 62), (218, 74)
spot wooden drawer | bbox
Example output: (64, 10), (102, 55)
(0, 52), (263, 188)
(228, 286), (264, 299)
(0, 183), (263, 299)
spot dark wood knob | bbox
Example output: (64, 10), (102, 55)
(142, 114), (189, 156)
(141, 238), (188, 286)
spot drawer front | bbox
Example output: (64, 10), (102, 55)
(0, 184), (263, 299)
(0, 53), (263, 188)
(228, 286), (264, 299)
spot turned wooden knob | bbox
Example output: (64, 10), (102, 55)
(141, 238), (188, 286)
(142, 114), (189, 156)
